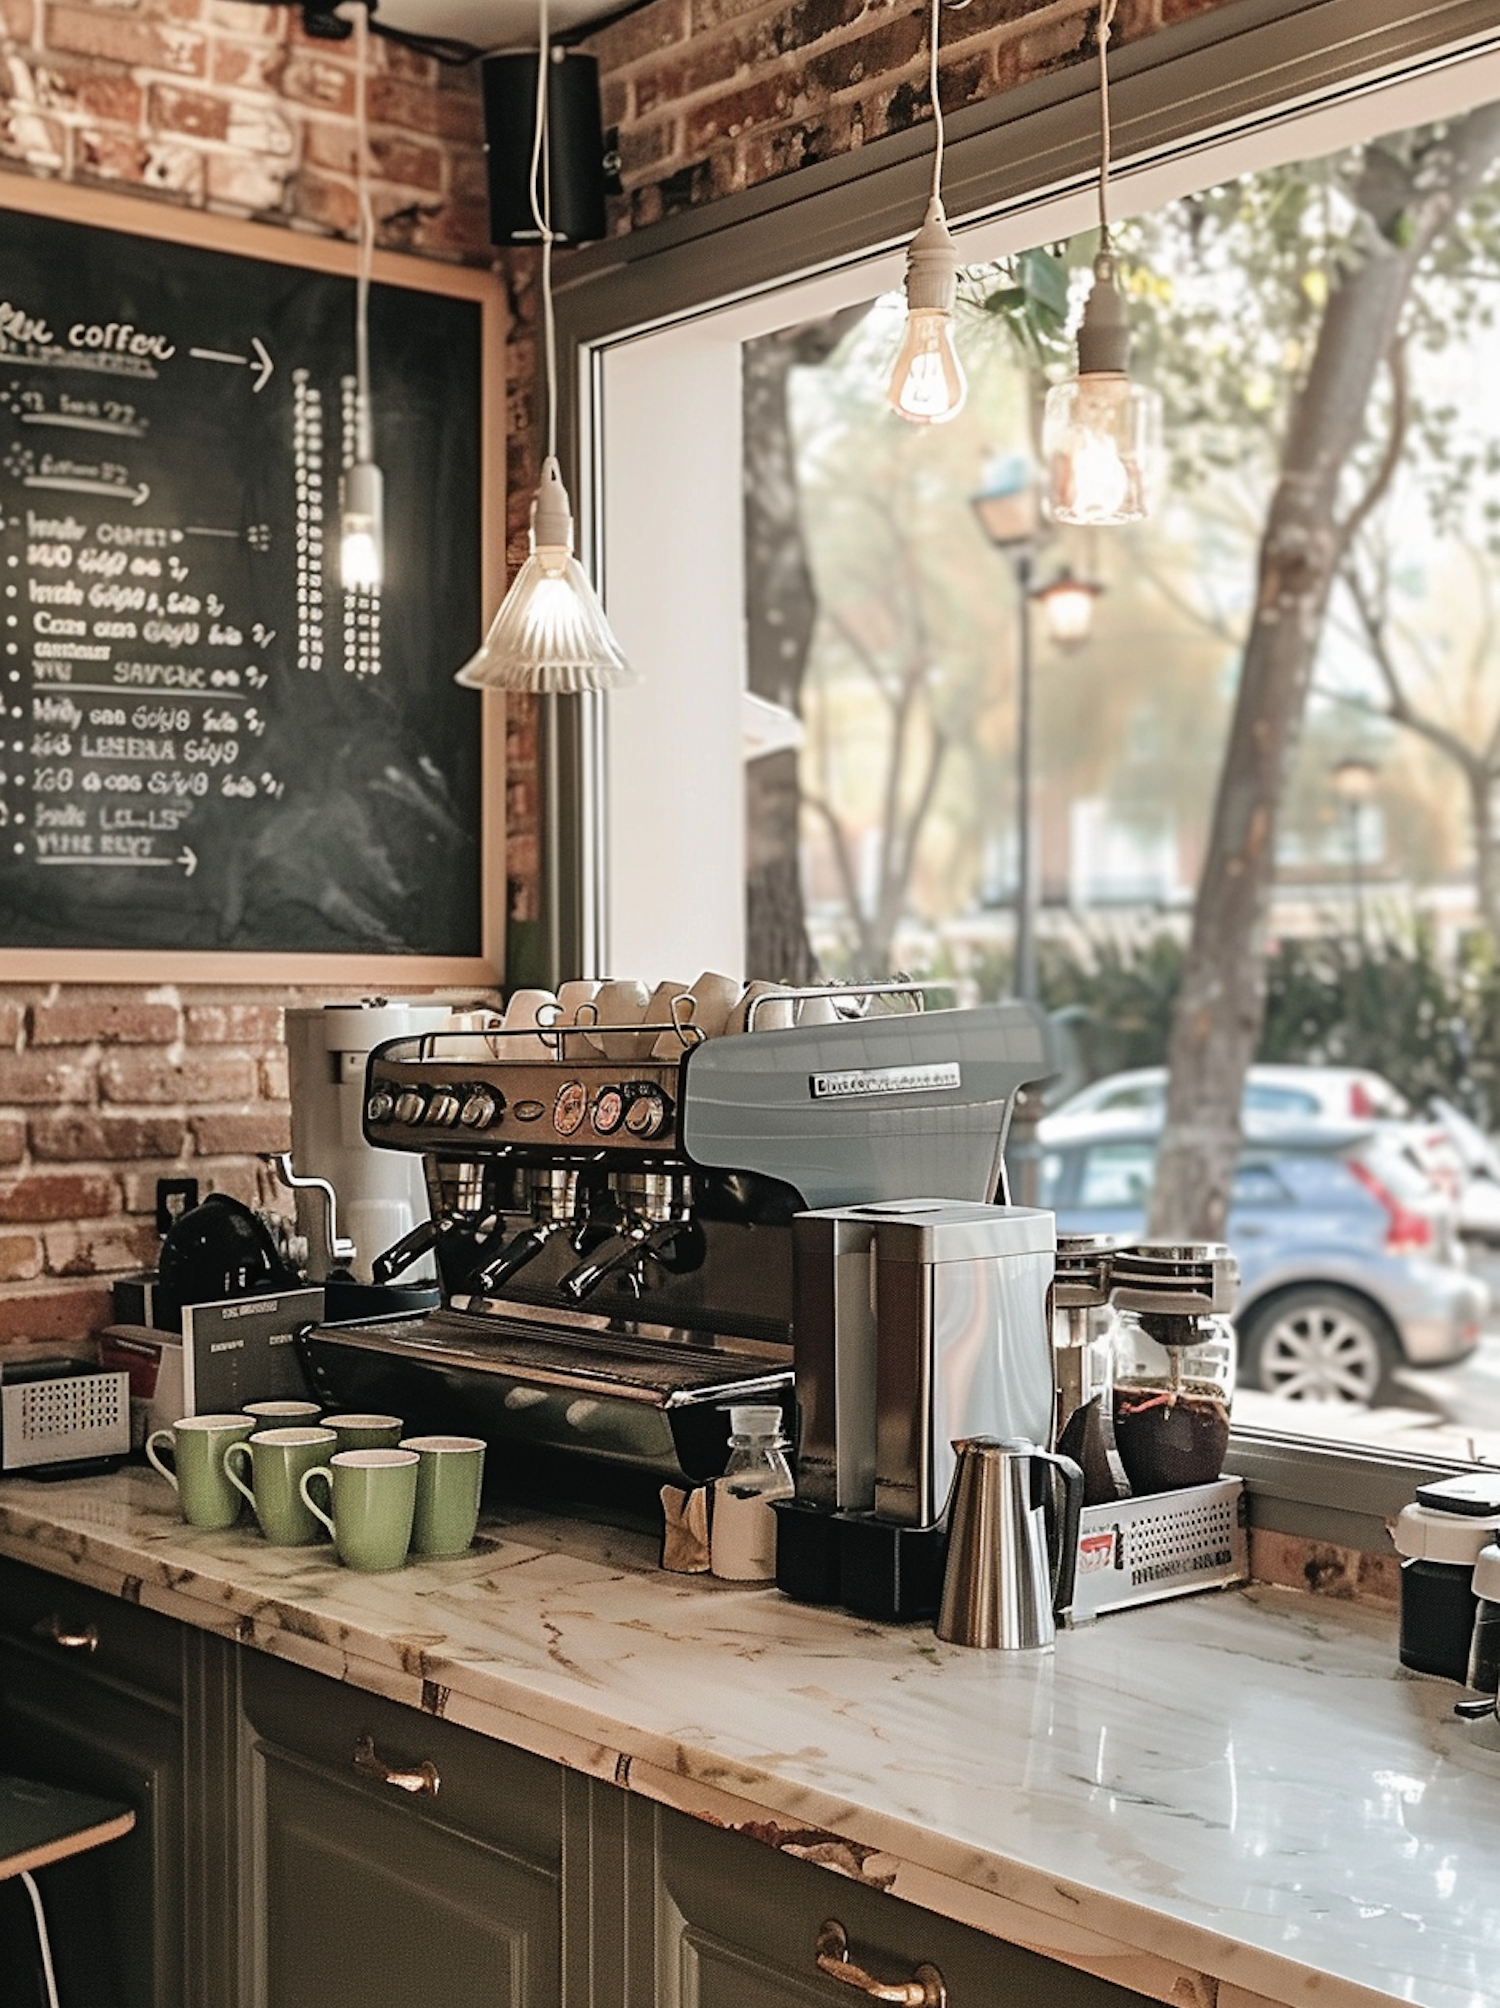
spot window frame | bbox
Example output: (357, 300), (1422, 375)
(542, 0), (1500, 1546)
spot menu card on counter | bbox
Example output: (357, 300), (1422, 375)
(0, 200), (488, 961)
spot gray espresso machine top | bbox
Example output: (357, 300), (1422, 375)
(303, 991), (1055, 1488)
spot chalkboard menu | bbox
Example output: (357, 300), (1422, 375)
(0, 188), (496, 969)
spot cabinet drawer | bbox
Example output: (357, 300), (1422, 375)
(0, 1553), (182, 1703)
(241, 1649), (563, 1869)
(655, 1806), (1156, 2008)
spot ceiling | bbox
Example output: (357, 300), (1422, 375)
(377, 0), (624, 47)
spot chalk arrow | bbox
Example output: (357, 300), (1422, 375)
(179, 845), (197, 878)
(250, 337), (273, 394)
(24, 474), (150, 506)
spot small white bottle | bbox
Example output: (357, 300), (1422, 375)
(710, 1405), (794, 1582)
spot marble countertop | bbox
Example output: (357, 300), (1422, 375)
(1, 1469), (1497, 2008)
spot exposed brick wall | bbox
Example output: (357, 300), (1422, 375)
(0, 0), (489, 257)
(586, 0), (1229, 232)
(0, 983), (304, 1343)
(0, 2), (503, 1348)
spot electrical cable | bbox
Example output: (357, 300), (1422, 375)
(1096, 0), (1119, 252)
(353, 1), (374, 464)
(928, 0), (944, 207)
(528, 0), (559, 462)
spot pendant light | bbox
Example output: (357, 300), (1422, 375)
(457, 0), (636, 694)
(1042, 0), (1162, 525)
(886, 0), (965, 426)
(340, 3), (383, 592)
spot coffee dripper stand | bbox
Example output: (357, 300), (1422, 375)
(1107, 1245), (1239, 1498)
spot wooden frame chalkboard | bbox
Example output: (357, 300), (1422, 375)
(0, 174), (506, 984)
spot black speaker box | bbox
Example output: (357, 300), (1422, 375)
(482, 52), (608, 248)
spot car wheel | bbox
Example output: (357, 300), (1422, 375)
(1237, 1287), (1401, 1405)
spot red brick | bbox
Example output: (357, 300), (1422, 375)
(805, 12), (924, 95)
(190, 1110), (289, 1155)
(450, 149), (490, 206)
(588, 0), (690, 71)
(0, 1048), (94, 1103)
(206, 151), (291, 212)
(184, 1002), (284, 1044)
(143, 137), (207, 197)
(405, 199), (490, 260)
(633, 40), (744, 119)
(46, 6), (207, 76)
(0, 1234), (41, 1283)
(0, 0), (33, 38)
(45, 1222), (161, 1278)
(684, 77), (799, 152)
(293, 166), (358, 236)
(73, 128), (152, 185)
(304, 113), (354, 175)
(0, 1284), (113, 1344)
(259, 1050), (289, 1100)
(203, 1162), (264, 1209)
(213, 37), (288, 91)
(0, 1000), (20, 1047)
(31, 997), (181, 1046)
(369, 131), (444, 193)
(367, 73), (481, 144)
(0, 1120), (22, 1165)
(39, 66), (145, 127)
(205, 0), (280, 30)
(0, 1174), (116, 1223)
(942, 0), (1045, 44)
(150, 83), (231, 142)
(1014, 10), (1091, 74)
(30, 1111), (187, 1161)
(281, 50), (355, 114)
(98, 1050), (255, 1105)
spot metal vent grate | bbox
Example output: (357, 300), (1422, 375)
(1, 1371), (130, 1471)
(1074, 1477), (1247, 1621)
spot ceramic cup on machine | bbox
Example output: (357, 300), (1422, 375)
(400, 1435), (487, 1557)
(681, 972), (741, 1040)
(499, 988), (560, 1060)
(589, 979), (652, 1060)
(145, 1414), (256, 1531)
(299, 1448), (420, 1573)
(796, 992), (842, 1027)
(223, 1427), (338, 1547)
(243, 1400), (323, 1430)
(322, 1412), (405, 1454)
(727, 981), (795, 1035)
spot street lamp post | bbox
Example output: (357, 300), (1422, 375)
(970, 460), (1103, 1003)
(1331, 756), (1378, 950)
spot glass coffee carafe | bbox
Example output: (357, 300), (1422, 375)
(1107, 1244), (1239, 1495)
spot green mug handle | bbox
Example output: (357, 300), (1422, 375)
(144, 1429), (178, 1492)
(223, 1439), (256, 1510)
(299, 1466), (336, 1539)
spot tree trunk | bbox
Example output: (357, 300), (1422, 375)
(1150, 108), (1500, 1240)
(743, 308), (867, 981)
(1471, 768), (1500, 946)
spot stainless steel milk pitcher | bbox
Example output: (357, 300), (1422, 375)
(936, 1436), (1084, 1649)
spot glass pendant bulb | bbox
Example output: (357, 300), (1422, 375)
(888, 200), (966, 426)
(340, 459), (383, 591)
(1044, 258), (1162, 526)
(456, 457), (637, 695)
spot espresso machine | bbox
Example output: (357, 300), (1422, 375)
(302, 989), (1055, 1495)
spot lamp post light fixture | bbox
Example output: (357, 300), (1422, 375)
(1330, 756), (1378, 949)
(969, 459), (1105, 1004)
(1033, 566), (1103, 651)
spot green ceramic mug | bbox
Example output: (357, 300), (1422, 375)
(400, 1435), (486, 1558)
(145, 1414), (255, 1530)
(299, 1449), (418, 1573)
(243, 1400), (323, 1430)
(223, 1427), (337, 1546)
(322, 1413), (404, 1453)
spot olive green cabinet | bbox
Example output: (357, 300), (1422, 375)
(0, 1554), (1165, 2008)
(239, 1653), (562, 2008)
(0, 1557), (187, 2008)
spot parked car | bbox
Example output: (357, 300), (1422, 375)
(1043, 1061), (1469, 1239)
(1428, 1096), (1500, 1244)
(1038, 1119), (1487, 1404)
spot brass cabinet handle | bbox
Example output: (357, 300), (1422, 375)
(352, 1733), (440, 1797)
(33, 1615), (99, 1653)
(816, 1921), (946, 2007)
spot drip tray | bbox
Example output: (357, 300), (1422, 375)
(305, 1311), (792, 1485)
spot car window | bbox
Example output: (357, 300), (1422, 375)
(1097, 1085), (1163, 1113)
(1232, 1161), (1287, 1205)
(1076, 1142), (1156, 1208)
(1242, 1085), (1319, 1116)
(1038, 1151), (1066, 1207)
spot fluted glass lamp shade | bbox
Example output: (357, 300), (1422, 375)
(456, 457), (637, 694)
(1043, 261), (1162, 527)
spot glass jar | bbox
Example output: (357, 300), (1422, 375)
(710, 1404), (795, 1582)
(1107, 1243), (1238, 1495)
(1052, 1234), (1117, 1446)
